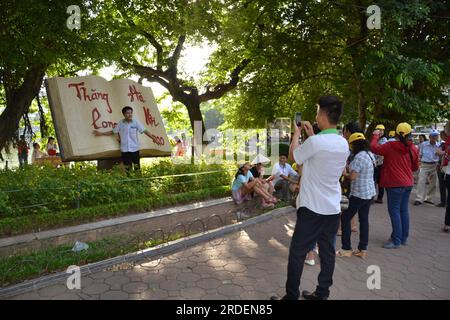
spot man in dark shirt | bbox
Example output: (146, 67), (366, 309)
(436, 130), (447, 207)
(17, 135), (29, 167)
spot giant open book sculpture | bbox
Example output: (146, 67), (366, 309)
(45, 76), (171, 161)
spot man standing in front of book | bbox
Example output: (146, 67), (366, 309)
(93, 106), (161, 171)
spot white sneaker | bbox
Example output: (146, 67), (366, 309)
(304, 259), (315, 266)
(236, 211), (250, 219)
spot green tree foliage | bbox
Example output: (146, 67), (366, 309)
(161, 102), (192, 134)
(0, 0), (124, 157)
(215, 0), (450, 131)
(98, 0), (251, 138)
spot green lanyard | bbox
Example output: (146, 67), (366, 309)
(317, 128), (338, 135)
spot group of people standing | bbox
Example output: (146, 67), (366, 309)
(230, 95), (351, 300)
(246, 94), (449, 300)
(429, 130), (450, 232)
(337, 121), (422, 256)
(371, 126), (450, 234)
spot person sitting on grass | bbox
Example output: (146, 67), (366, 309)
(231, 162), (278, 209)
(267, 154), (299, 201)
(46, 137), (58, 156)
(250, 154), (275, 196)
(31, 142), (47, 164)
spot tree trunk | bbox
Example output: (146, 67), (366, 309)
(184, 98), (207, 161)
(348, 0), (369, 135)
(0, 65), (46, 156)
(355, 77), (367, 131)
(0, 102), (24, 152)
(359, 102), (367, 133)
(185, 98), (206, 141)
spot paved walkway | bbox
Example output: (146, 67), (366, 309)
(9, 197), (450, 300)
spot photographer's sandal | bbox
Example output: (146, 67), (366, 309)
(353, 249), (367, 258)
(336, 249), (353, 257)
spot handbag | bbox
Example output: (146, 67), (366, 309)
(408, 148), (419, 172)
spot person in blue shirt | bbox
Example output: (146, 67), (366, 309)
(414, 130), (441, 205)
(231, 162), (277, 208)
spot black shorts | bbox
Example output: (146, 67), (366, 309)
(121, 151), (140, 168)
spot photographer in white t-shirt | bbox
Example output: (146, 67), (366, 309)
(271, 95), (349, 301)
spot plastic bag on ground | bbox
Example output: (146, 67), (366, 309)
(72, 241), (89, 252)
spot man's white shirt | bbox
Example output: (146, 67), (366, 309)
(294, 133), (349, 215)
(113, 119), (147, 152)
(271, 162), (298, 185)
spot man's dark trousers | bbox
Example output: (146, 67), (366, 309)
(285, 206), (340, 299)
(121, 151), (140, 171)
(437, 167), (446, 205)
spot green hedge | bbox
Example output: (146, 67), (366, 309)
(0, 159), (235, 218)
(0, 185), (231, 237)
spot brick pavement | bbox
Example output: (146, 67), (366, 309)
(8, 199), (450, 300)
